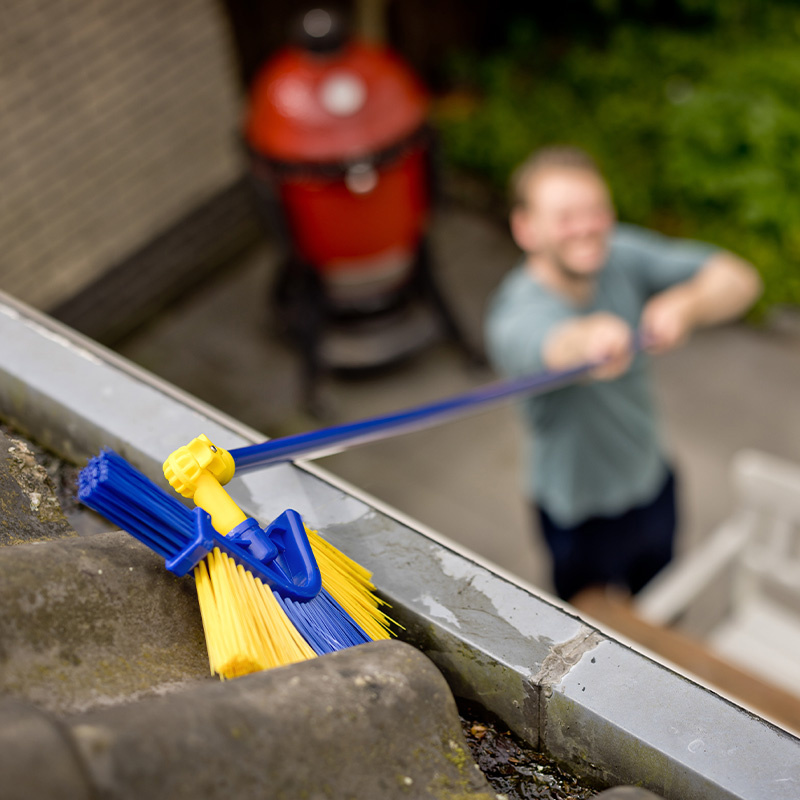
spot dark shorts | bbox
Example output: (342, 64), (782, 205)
(534, 469), (677, 601)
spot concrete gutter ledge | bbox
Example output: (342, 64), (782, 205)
(341, 509), (800, 799)
(1, 292), (799, 800)
(545, 638), (800, 799)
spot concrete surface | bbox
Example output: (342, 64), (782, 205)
(117, 203), (800, 596)
(544, 635), (800, 799)
(1, 641), (496, 800)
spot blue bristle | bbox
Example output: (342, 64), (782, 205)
(277, 590), (371, 655)
(78, 449), (373, 659)
(78, 449), (194, 559)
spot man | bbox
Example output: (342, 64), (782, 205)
(485, 146), (762, 601)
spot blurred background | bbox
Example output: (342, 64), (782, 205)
(2, 0), (800, 718)
(6, 0), (800, 337)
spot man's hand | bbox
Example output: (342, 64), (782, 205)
(640, 287), (695, 354)
(543, 312), (634, 381)
(640, 251), (762, 354)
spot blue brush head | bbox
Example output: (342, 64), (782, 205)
(79, 449), (373, 657)
(78, 450), (322, 601)
(78, 449), (194, 559)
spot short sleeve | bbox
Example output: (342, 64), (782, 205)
(611, 223), (719, 297)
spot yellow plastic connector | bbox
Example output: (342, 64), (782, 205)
(163, 434), (245, 535)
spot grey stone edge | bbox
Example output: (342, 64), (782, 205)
(0, 290), (797, 800)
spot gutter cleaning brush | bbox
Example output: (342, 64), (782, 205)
(79, 449), (393, 679)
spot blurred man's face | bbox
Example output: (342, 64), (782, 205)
(517, 167), (615, 279)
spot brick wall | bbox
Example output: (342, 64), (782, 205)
(0, 0), (244, 310)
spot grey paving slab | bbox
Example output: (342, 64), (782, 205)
(654, 324), (800, 553)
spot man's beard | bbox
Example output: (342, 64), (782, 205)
(548, 238), (608, 283)
(552, 253), (599, 283)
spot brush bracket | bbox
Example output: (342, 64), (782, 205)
(165, 507), (322, 601)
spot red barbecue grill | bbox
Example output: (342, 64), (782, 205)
(243, 9), (478, 408)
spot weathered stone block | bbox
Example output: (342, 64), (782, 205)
(0, 428), (75, 545)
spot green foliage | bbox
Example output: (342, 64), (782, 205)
(437, 9), (800, 314)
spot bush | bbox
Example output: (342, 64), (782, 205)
(437, 11), (800, 315)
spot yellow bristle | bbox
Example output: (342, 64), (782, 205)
(194, 548), (316, 679)
(194, 528), (397, 680)
(306, 527), (399, 640)
(194, 559), (222, 675)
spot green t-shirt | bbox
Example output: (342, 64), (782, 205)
(485, 223), (717, 527)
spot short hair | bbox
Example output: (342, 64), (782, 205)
(509, 146), (603, 210)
